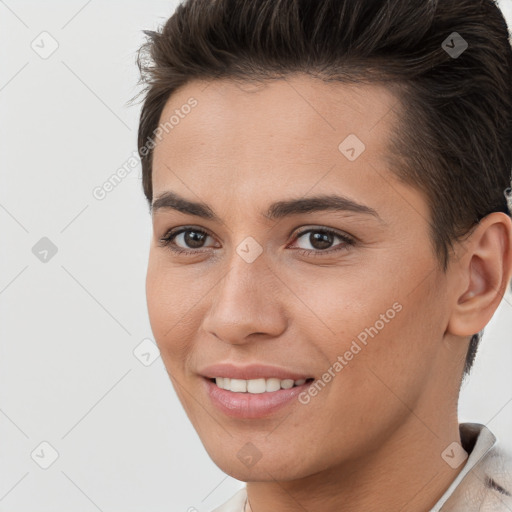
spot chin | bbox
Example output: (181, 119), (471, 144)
(205, 446), (311, 482)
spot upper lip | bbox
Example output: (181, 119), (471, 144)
(199, 363), (313, 381)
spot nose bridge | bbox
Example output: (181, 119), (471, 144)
(202, 247), (286, 343)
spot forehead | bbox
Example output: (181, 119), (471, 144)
(150, 75), (420, 221)
(153, 76), (400, 170)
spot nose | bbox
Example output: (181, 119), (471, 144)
(201, 251), (287, 345)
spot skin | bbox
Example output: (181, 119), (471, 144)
(146, 75), (512, 512)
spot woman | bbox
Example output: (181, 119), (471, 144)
(134, 0), (512, 510)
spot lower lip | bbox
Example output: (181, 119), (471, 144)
(203, 378), (312, 419)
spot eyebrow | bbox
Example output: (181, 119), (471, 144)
(151, 191), (382, 222)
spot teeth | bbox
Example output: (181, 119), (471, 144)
(230, 379), (247, 392)
(265, 378), (281, 392)
(214, 377), (309, 393)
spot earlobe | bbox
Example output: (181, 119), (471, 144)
(447, 212), (512, 337)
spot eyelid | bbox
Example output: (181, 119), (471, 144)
(159, 224), (356, 255)
(159, 226), (218, 248)
(288, 226), (355, 249)
(290, 225), (356, 240)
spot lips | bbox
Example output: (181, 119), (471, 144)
(198, 363), (316, 418)
(199, 362), (313, 381)
(203, 377), (313, 419)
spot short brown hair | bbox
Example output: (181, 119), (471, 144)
(133, 0), (512, 377)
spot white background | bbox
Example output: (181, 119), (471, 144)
(1, 1), (511, 510)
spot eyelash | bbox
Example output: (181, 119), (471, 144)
(158, 226), (355, 257)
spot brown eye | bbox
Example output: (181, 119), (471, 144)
(306, 231), (335, 250)
(180, 230), (208, 248)
(159, 227), (217, 254)
(290, 228), (355, 256)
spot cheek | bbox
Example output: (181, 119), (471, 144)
(294, 263), (433, 385)
(145, 258), (197, 364)
(289, 268), (398, 344)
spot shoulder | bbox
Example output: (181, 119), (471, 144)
(442, 424), (512, 511)
(476, 442), (512, 510)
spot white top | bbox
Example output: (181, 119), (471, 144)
(211, 423), (512, 512)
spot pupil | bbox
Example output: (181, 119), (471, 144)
(185, 230), (205, 248)
(311, 232), (332, 250)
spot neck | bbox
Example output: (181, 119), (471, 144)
(245, 413), (465, 512)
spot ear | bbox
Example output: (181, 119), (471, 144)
(447, 212), (512, 337)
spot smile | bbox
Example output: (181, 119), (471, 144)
(203, 377), (315, 419)
(211, 377), (314, 393)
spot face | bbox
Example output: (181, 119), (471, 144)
(146, 75), (464, 481)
